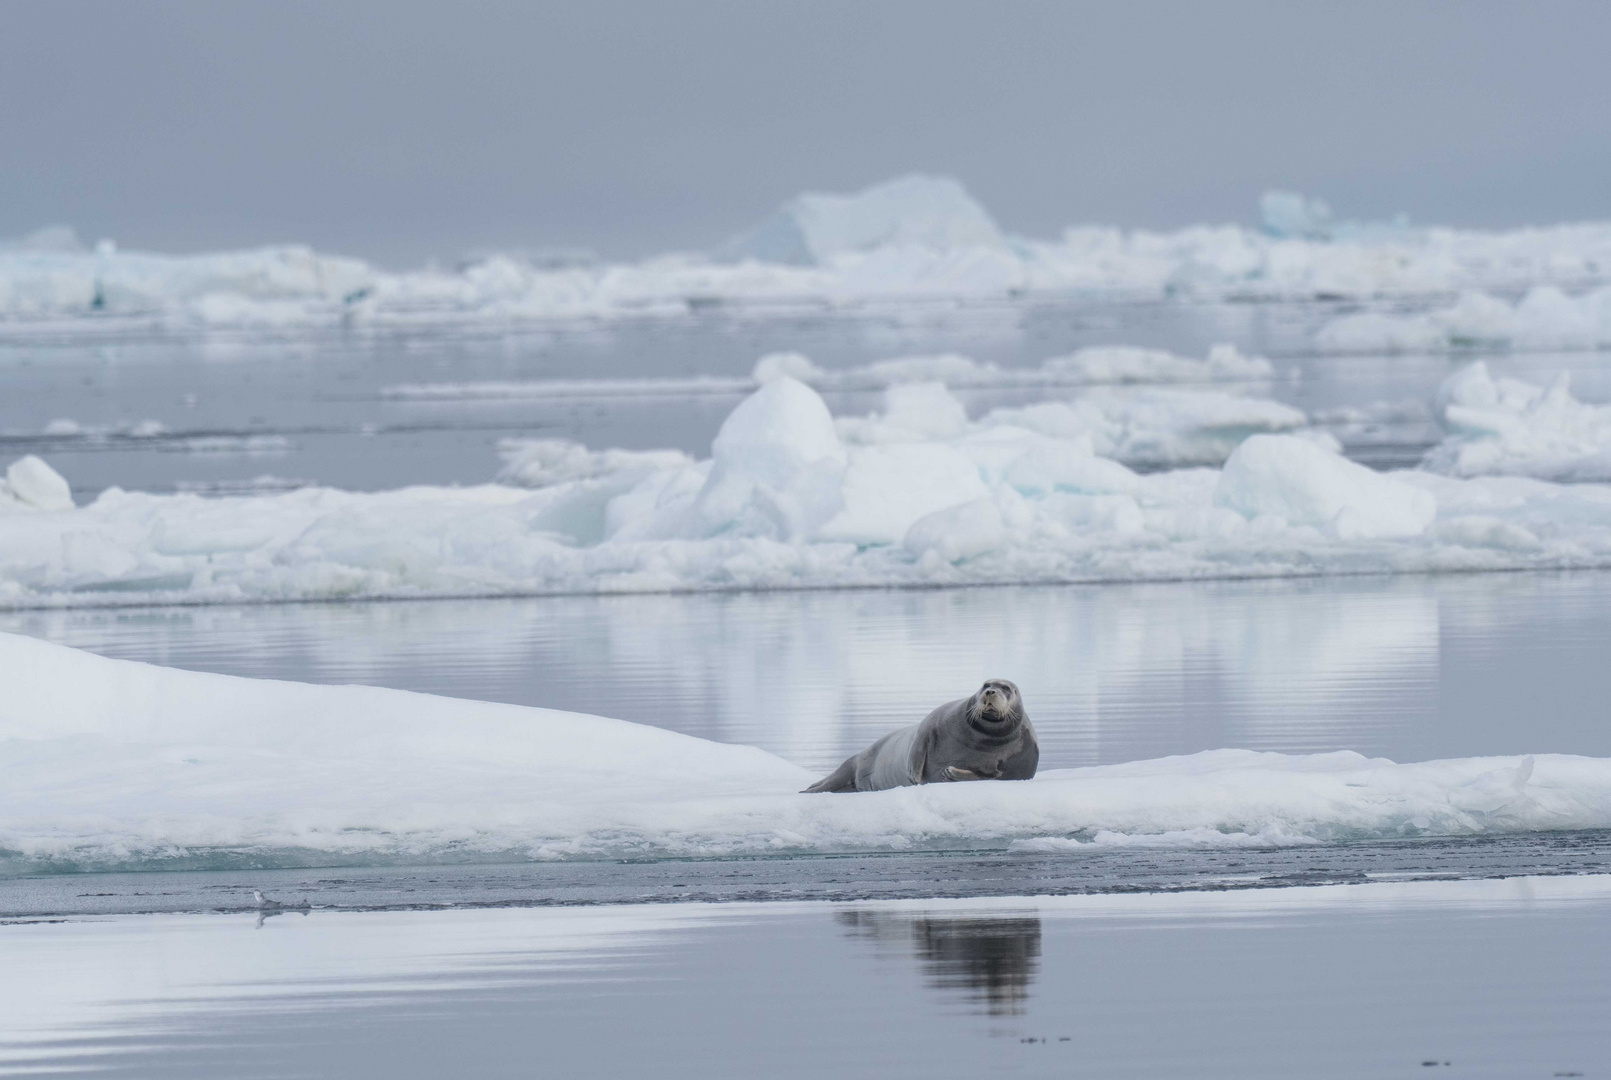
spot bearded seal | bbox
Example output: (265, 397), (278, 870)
(804, 679), (1038, 793)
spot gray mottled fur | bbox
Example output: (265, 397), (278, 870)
(803, 679), (1038, 793)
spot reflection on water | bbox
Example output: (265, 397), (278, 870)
(837, 911), (1042, 1015)
(4, 879), (1610, 1080)
(7, 570), (1611, 770)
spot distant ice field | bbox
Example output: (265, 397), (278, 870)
(7, 176), (1611, 332)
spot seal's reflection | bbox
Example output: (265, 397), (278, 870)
(837, 911), (1042, 1015)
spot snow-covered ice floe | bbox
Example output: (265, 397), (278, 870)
(5, 374), (1611, 607)
(3, 631), (1609, 872)
(1421, 363), (1611, 482)
(8, 176), (1611, 332)
(385, 344), (1275, 403)
(1316, 286), (1611, 353)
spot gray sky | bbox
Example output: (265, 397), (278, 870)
(4, 0), (1609, 266)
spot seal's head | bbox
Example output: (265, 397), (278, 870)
(970, 678), (1023, 727)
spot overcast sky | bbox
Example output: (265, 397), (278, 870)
(4, 0), (1609, 266)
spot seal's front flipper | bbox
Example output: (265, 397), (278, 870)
(943, 765), (985, 781)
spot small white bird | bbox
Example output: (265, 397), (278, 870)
(252, 890), (309, 912)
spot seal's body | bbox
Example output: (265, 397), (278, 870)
(804, 679), (1037, 793)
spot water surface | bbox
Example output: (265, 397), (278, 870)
(5, 297), (1607, 495)
(8, 570), (1609, 773)
(3, 876), (1607, 1079)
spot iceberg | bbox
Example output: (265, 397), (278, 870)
(3, 631), (1611, 872)
(1421, 363), (1611, 481)
(1261, 191), (1335, 240)
(1, 455), (74, 511)
(716, 174), (1006, 265)
(3, 377), (1611, 608)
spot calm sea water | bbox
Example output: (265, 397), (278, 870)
(3, 296), (1608, 496)
(3, 876), (1607, 1080)
(7, 570), (1610, 774)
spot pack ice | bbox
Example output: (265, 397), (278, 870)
(5, 371), (1611, 607)
(3, 631), (1610, 872)
(1317, 286), (1611, 353)
(1421, 363), (1611, 482)
(8, 177), (1611, 330)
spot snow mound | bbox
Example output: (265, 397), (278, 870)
(4, 633), (1610, 872)
(1421, 363), (1611, 481)
(1216, 435), (1436, 539)
(717, 174), (1005, 265)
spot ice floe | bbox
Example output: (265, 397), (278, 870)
(1421, 363), (1611, 481)
(1216, 434), (1436, 539)
(1, 456), (74, 511)
(4, 375), (1611, 607)
(7, 177), (1611, 332)
(1316, 286), (1611, 353)
(382, 344), (1275, 404)
(22, 418), (295, 455)
(3, 632), (1609, 871)
(498, 439), (694, 488)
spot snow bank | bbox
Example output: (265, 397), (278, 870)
(3, 632), (1609, 872)
(8, 181), (1611, 332)
(1316, 286), (1611, 353)
(1421, 363), (1611, 481)
(4, 377), (1611, 607)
